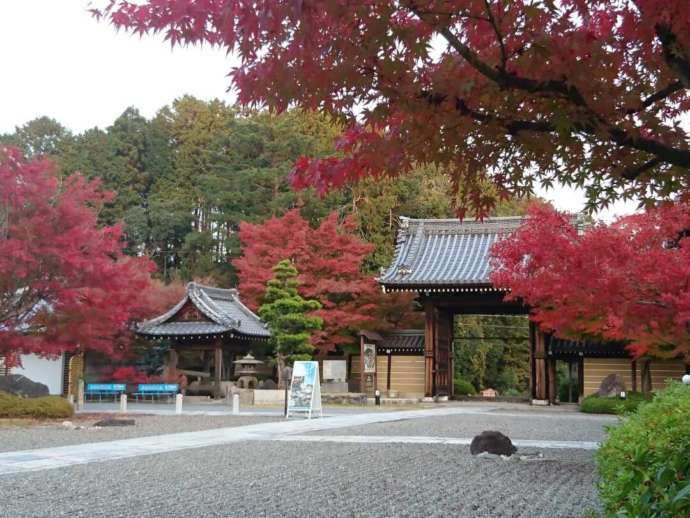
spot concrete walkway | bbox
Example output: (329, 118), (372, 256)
(80, 401), (393, 416)
(0, 406), (612, 475)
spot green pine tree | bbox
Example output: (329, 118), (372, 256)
(259, 260), (323, 386)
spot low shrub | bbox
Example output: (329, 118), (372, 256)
(558, 376), (580, 403)
(495, 369), (519, 393)
(580, 392), (648, 415)
(454, 378), (476, 396)
(502, 388), (524, 397)
(0, 391), (74, 418)
(596, 382), (690, 516)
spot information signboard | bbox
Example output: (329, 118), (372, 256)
(363, 343), (377, 374)
(136, 384), (179, 393)
(286, 361), (322, 419)
(85, 383), (126, 393)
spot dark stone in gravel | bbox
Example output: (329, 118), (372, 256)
(470, 430), (517, 456)
(0, 374), (49, 397)
(597, 373), (626, 397)
(93, 419), (136, 427)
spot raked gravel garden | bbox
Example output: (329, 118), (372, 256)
(0, 403), (613, 517)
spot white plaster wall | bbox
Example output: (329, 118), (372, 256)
(11, 354), (64, 395)
(253, 389), (285, 405)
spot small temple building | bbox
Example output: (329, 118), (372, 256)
(376, 216), (687, 403)
(137, 282), (271, 397)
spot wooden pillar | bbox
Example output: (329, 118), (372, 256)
(547, 358), (557, 404)
(214, 345), (222, 399)
(423, 300), (435, 398)
(434, 309), (453, 397)
(529, 322), (548, 402)
(631, 360), (638, 392)
(386, 353), (392, 392)
(359, 335), (365, 394)
(164, 348), (179, 379)
(446, 310), (454, 397)
(641, 359), (652, 394)
(347, 354), (352, 385)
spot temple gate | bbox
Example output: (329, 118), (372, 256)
(378, 216), (552, 403)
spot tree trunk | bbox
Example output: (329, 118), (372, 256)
(276, 354), (286, 389)
(641, 359), (652, 395)
(214, 346), (223, 399)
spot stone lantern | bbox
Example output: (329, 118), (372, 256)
(233, 352), (263, 389)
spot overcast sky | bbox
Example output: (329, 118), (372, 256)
(1, 0), (638, 221)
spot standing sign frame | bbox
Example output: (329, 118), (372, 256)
(286, 361), (322, 419)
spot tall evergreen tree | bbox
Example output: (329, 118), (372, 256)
(0, 117), (72, 159)
(258, 260), (322, 386)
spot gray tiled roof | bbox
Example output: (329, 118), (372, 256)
(549, 337), (629, 358)
(137, 283), (270, 339)
(379, 330), (424, 351)
(379, 216), (525, 289)
(138, 322), (232, 337)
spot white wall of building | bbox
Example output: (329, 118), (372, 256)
(11, 354), (64, 395)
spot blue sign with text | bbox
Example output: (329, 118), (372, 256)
(136, 384), (179, 393)
(86, 383), (126, 392)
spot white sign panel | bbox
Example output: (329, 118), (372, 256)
(286, 361), (322, 419)
(322, 360), (346, 381)
(13, 354), (65, 395)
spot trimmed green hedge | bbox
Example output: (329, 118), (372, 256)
(0, 391), (74, 418)
(596, 382), (690, 517)
(454, 378), (476, 396)
(580, 392), (648, 415)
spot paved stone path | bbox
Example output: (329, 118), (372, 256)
(0, 406), (614, 475)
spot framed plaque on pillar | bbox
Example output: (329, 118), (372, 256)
(362, 342), (377, 393)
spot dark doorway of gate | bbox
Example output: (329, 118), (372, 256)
(454, 314), (530, 399)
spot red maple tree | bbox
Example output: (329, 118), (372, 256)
(490, 202), (690, 361)
(138, 278), (187, 320)
(233, 209), (382, 354)
(0, 147), (156, 366)
(98, 1), (690, 215)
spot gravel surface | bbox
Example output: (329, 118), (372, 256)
(0, 415), (281, 453)
(308, 410), (615, 442)
(0, 440), (600, 517)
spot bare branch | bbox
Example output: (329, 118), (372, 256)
(626, 81), (684, 115)
(656, 24), (690, 89)
(483, 0), (507, 70)
(409, 8), (690, 171)
(620, 157), (663, 180)
(454, 98), (554, 134)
